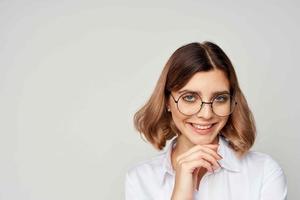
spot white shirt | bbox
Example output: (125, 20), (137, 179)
(125, 136), (287, 200)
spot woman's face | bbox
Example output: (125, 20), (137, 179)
(167, 69), (230, 146)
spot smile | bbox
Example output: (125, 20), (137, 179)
(187, 122), (217, 135)
(191, 123), (213, 130)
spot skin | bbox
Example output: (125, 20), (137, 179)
(167, 69), (230, 200)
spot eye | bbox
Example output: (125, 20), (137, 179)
(214, 94), (230, 102)
(182, 94), (197, 102)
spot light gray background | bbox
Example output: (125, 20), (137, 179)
(0, 0), (299, 199)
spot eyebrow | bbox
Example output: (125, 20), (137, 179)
(178, 89), (230, 96)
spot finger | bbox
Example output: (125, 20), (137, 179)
(178, 150), (221, 170)
(199, 147), (223, 161)
(177, 145), (222, 164)
(176, 144), (219, 162)
(203, 144), (219, 151)
(192, 168), (200, 190)
(203, 144), (219, 148)
(179, 151), (220, 170)
(181, 159), (214, 174)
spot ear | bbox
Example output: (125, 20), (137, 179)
(166, 93), (172, 112)
(165, 102), (171, 112)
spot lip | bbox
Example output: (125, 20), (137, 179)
(187, 122), (217, 135)
(188, 122), (216, 126)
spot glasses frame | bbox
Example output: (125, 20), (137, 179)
(169, 92), (237, 117)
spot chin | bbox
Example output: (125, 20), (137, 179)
(192, 135), (218, 145)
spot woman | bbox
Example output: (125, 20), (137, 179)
(125, 41), (287, 199)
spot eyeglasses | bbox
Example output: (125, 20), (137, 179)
(170, 92), (237, 117)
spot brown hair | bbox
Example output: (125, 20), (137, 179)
(133, 41), (256, 156)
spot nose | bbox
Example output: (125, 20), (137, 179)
(196, 102), (214, 119)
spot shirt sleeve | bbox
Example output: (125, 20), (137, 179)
(260, 156), (288, 200)
(125, 171), (136, 200)
(125, 170), (146, 200)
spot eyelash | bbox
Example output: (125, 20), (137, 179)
(183, 95), (196, 101)
(215, 95), (229, 102)
(181, 93), (229, 102)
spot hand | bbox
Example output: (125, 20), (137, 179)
(171, 144), (222, 200)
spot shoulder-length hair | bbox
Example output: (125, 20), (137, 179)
(134, 41), (256, 156)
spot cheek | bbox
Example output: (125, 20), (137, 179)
(171, 109), (189, 125)
(218, 117), (229, 129)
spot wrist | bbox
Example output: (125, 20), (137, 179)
(171, 193), (193, 200)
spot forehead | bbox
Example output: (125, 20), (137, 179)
(178, 69), (230, 94)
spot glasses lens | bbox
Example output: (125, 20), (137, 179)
(212, 94), (233, 116)
(177, 93), (202, 115)
(177, 93), (235, 116)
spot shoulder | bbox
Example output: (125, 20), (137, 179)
(243, 150), (284, 171)
(125, 152), (167, 199)
(242, 151), (287, 185)
(242, 151), (288, 198)
(126, 152), (166, 181)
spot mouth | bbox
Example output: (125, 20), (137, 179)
(187, 122), (217, 135)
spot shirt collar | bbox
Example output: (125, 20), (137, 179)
(159, 135), (242, 186)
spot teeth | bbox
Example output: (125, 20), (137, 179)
(192, 123), (213, 130)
